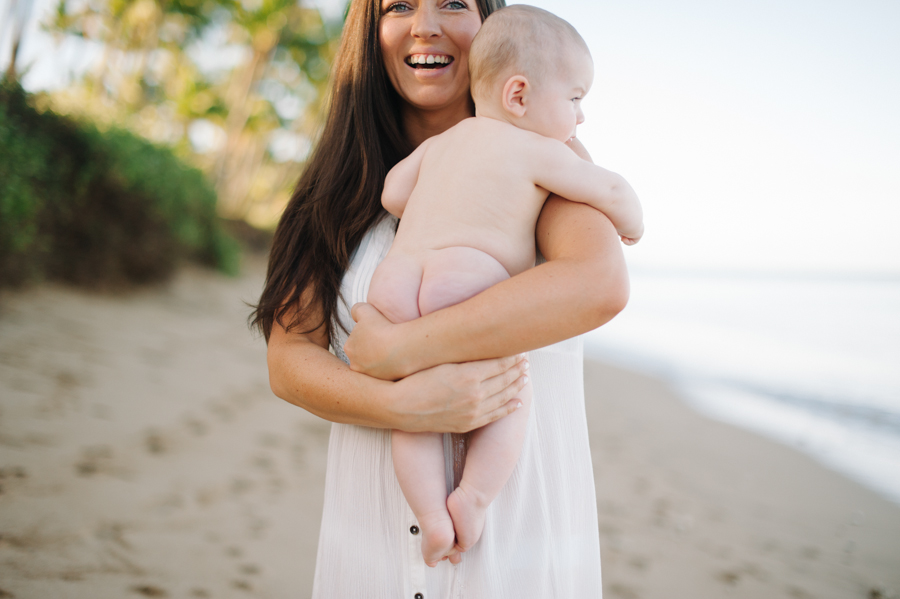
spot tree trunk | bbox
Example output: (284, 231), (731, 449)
(4, 0), (23, 84)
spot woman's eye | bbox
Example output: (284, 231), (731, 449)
(384, 2), (412, 13)
(446, 1), (467, 9)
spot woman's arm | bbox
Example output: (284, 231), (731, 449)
(344, 195), (630, 380)
(266, 301), (530, 433)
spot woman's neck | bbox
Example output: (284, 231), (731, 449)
(401, 98), (475, 147)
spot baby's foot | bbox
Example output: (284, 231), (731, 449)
(446, 482), (489, 552)
(417, 510), (457, 567)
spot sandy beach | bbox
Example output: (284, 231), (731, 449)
(1, 260), (898, 598)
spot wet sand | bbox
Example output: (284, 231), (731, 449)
(0, 261), (898, 598)
(586, 362), (900, 599)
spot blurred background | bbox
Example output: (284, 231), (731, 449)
(1, 0), (346, 292)
(1, 0), (899, 596)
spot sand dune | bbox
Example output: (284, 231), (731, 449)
(0, 260), (898, 598)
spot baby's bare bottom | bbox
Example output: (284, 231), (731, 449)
(368, 247), (531, 566)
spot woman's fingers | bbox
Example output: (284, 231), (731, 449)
(479, 396), (526, 430)
(481, 355), (529, 399)
(450, 354), (527, 431)
(396, 353), (529, 432)
(473, 370), (529, 429)
(484, 353), (526, 378)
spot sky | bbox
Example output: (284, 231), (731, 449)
(509, 0), (900, 276)
(4, 0), (899, 275)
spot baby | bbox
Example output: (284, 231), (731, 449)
(367, 4), (643, 567)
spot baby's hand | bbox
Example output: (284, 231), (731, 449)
(619, 223), (644, 246)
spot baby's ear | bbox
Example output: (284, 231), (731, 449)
(501, 75), (529, 118)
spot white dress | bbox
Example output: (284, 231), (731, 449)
(313, 214), (603, 598)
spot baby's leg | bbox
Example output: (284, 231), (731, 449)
(368, 254), (457, 566)
(447, 381), (531, 551)
(391, 431), (458, 566)
(418, 247), (525, 552)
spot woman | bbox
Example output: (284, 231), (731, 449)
(253, 0), (629, 595)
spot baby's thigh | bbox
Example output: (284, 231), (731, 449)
(419, 247), (510, 316)
(367, 254), (424, 324)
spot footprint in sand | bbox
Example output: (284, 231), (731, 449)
(130, 584), (168, 597)
(0, 466), (27, 495)
(207, 401), (235, 423)
(144, 430), (167, 455)
(183, 416), (208, 436)
(256, 432), (283, 448)
(627, 555), (649, 571)
(715, 570), (740, 585)
(607, 581), (641, 599)
(74, 445), (114, 476)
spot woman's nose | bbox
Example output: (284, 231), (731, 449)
(411, 5), (441, 38)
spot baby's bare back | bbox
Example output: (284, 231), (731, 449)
(390, 118), (551, 277)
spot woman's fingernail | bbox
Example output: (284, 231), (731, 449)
(518, 353), (526, 360)
(523, 360), (530, 371)
(516, 401), (524, 409)
(522, 375), (529, 385)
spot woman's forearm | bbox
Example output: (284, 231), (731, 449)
(345, 197), (629, 379)
(267, 320), (530, 432)
(267, 327), (398, 428)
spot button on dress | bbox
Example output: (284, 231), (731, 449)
(312, 215), (603, 598)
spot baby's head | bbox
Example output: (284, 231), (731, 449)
(469, 5), (593, 142)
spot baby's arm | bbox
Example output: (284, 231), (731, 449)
(382, 139), (431, 218)
(530, 137), (644, 244)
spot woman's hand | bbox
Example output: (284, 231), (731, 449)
(392, 354), (530, 433)
(345, 302), (417, 380)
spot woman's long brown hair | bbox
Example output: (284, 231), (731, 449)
(251, 0), (506, 344)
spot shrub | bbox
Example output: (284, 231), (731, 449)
(0, 80), (239, 288)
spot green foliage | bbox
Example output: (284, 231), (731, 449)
(0, 80), (239, 288)
(46, 0), (343, 224)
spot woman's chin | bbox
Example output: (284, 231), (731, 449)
(401, 89), (472, 117)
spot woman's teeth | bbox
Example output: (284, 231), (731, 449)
(406, 55), (452, 68)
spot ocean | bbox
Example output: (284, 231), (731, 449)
(583, 270), (900, 504)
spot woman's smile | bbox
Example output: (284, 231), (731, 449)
(403, 50), (455, 81)
(405, 53), (453, 68)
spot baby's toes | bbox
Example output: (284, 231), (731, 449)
(421, 522), (456, 566)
